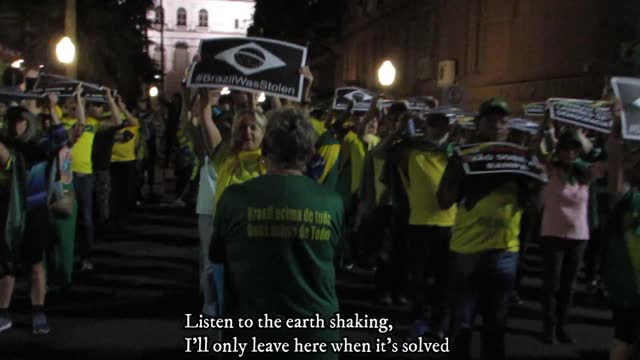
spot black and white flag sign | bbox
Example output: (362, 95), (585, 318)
(455, 142), (548, 182)
(611, 77), (640, 141)
(186, 37), (308, 101)
(547, 98), (613, 133)
(30, 73), (104, 98)
(332, 87), (376, 112)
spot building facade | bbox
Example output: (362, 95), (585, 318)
(312, 0), (639, 112)
(147, 0), (255, 96)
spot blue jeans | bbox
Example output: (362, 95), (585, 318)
(447, 250), (519, 360)
(73, 173), (95, 259)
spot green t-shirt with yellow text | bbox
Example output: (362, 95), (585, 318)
(211, 175), (343, 357)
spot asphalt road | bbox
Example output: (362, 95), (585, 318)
(0, 204), (614, 360)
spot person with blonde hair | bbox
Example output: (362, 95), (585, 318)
(210, 107), (343, 359)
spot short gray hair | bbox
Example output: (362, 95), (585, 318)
(263, 107), (316, 170)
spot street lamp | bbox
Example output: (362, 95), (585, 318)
(257, 92), (266, 103)
(10, 59), (24, 69)
(377, 60), (396, 87)
(56, 36), (76, 64)
(149, 86), (159, 97)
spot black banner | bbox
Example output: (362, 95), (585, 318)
(611, 77), (640, 141)
(186, 37), (308, 101)
(548, 98), (613, 133)
(456, 142), (548, 182)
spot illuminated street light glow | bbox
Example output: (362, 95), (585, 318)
(378, 60), (396, 87)
(221, 87), (231, 95)
(149, 86), (159, 97)
(10, 59), (24, 69)
(257, 92), (266, 103)
(56, 36), (76, 64)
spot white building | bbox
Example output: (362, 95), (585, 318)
(147, 0), (255, 96)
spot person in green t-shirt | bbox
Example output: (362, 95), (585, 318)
(210, 108), (343, 360)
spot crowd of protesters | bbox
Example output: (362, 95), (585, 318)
(0, 59), (639, 360)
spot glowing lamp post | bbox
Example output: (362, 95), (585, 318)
(56, 36), (76, 64)
(377, 60), (396, 87)
(10, 59), (24, 69)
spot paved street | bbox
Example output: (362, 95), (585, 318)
(0, 204), (613, 360)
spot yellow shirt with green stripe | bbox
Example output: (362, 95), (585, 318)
(62, 116), (98, 174)
(344, 131), (380, 194)
(402, 149), (457, 227)
(450, 182), (522, 253)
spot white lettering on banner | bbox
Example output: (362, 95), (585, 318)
(552, 102), (612, 130)
(194, 73), (296, 96)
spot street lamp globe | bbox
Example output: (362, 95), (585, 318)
(56, 36), (76, 64)
(149, 86), (159, 97)
(10, 59), (24, 69)
(378, 60), (396, 87)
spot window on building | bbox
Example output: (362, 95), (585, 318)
(177, 8), (186, 26)
(199, 9), (208, 27)
(235, 19), (239, 29)
(154, 6), (163, 24)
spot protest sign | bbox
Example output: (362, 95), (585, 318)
(30, 73), (105, 98)
(0, 89), (45, 104)
(332, 87), (376, 112)
(611, 77), (640, 141)
(455, 142), (547, 182)
(406, 97), (429, 112)
(547, 98), (613, 133)
(523, 102), (545, 117)
(186, 37), (308, 101)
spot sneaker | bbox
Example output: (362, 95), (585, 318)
(377, 294), (393, 306)
(172, 199), (187, 207)
(395, 296), (409, 306)
(426, 329), (445, 341)
(32, 312), (50, 335)
(409, 320), (430, 339)
(80, 259), (94, 272)
(0, 317), (12, 334)
(556, 327), (575, 344)
(511, 293), (524, 306)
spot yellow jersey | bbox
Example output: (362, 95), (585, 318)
(450, 182), (522, 253)
(111, 125), (139, 162)
(213, 149), (266, 210)
(403, 150), (457, 226)
(62, 116), (98, 174)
